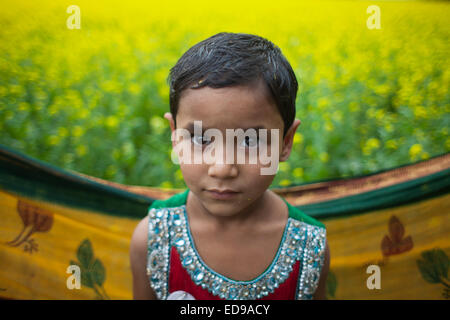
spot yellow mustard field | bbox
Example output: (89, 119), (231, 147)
(0, 0), (449, 188)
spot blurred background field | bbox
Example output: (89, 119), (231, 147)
(0, 0), (448, 189)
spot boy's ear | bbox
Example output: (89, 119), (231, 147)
(280, 119), (301, 162)
(164, 112), (177, 148)
(164, 112), (176, 131)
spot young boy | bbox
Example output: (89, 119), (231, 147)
(130, 32), (330, 300)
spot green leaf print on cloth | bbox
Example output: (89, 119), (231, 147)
(71, 238), (109, 300)
(417, 248), (449, 299)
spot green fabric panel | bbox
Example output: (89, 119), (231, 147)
(0, 144), (155, 218)
(149, 189), (189, 210)
(284, 151), (450, 188)
(298, 168), (450, 220)
(284, 199), (326, 229)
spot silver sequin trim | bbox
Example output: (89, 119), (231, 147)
(147, 205), (326, 300)
(146, 207), (173, 300)
(295, 223), (327, 299)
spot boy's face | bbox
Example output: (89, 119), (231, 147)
(165, 78), (300, 218)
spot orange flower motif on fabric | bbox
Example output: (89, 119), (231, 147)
(6, 200), (54, 253)
(381, 215), (413, 257)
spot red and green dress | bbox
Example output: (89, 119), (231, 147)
(146, 189), (327, 300)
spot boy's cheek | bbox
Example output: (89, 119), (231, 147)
(179, 162), (203, 174)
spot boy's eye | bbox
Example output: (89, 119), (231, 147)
(240, 136), (259, 148)
(192, 135), (212, 146)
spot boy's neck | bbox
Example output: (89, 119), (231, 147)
(186, 189), (282, 231)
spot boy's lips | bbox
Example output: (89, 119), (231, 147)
(205, 189), (240, 200)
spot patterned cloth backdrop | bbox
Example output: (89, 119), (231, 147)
(0, 144), (449, 300)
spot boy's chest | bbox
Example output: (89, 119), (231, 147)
(188, 227), (285, 281)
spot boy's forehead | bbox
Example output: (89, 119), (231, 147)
(183, 121), (270, 132)
(176, 81), (283, 130)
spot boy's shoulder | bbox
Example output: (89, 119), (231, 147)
(282, 197), (326, 230)
(148, 189), (326, 230)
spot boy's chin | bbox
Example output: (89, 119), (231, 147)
(201, 203), (247, 218)
(199, 196), (260, 218)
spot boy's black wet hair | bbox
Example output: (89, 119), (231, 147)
(167, 32), (298, 138)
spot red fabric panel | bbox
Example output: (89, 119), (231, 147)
(168, 246), (300, 300)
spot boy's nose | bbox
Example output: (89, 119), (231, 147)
(207, 162), (238, 179)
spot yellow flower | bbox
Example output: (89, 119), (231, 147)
(175, 169), (184, 181)
(150, 116), (166, 134)
(375, 109), (385, 121)
(279, 162), (290, 172)
(0, 86), (7, 97)
(158, 85), (169, 101)
(73, 126), (84, 137)
(101, 80), (121, 93)
(47, 135), (60, 146)
(317, 98), (329, 111)
(410, 94), (422, 106)
(306, 145), (315, 156)
(386, 139), (398, 150)
(76, 145), (87, 157)
(155, 68), (168, 86)
(413, 106), (427, 119)
(279, 179), (291, 187)
(325, 121), (334, 132)
(160, 181), (173, 189)
(58, 127), (68, 137)
(78, 109), (90, 119)
(349, 102), (360, 112)
(409, 144), (423, 160)
(366, 108), (376, 119)
(332, 110), (343, 123)
(9, 84), (23, 95)
(18, 102), (30, 112)
(363, 138), (380, 155)
(384, 122), (393, 132)
(293, 133), (303, 144)
(292, 167), (304, 178)
(128, 83), (141, 95)
(319, 152), (329, 163)
(375, 84), (390, 96)
(105, 116), (119, 128)
(48, 104), (59, 116)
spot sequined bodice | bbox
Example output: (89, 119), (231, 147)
(147, 205), (326, 300)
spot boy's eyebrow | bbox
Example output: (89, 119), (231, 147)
(184, 122), (268, 132)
